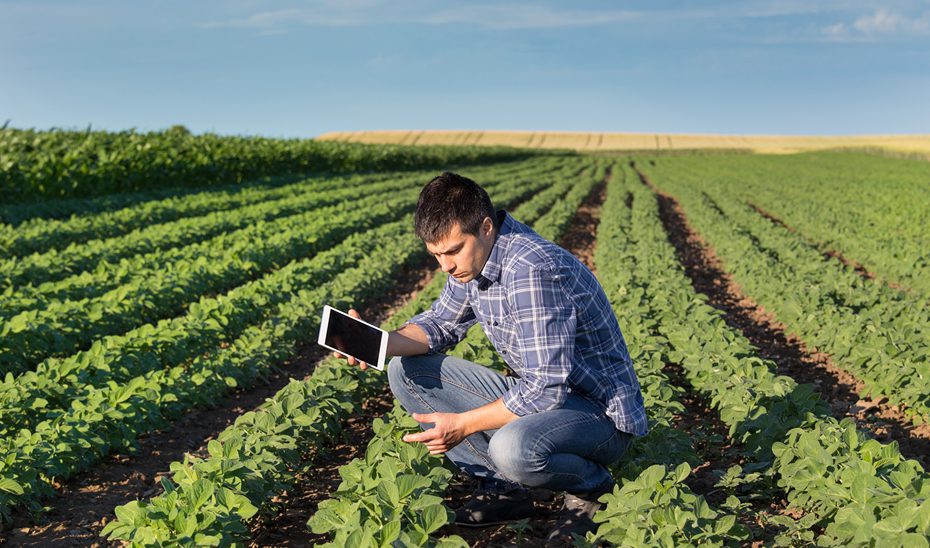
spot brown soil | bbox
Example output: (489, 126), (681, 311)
(662, 363), (736, 501)
(0, 256), (439, 547)
(631, 163), (930, 470)
(557, 169), (608, 272)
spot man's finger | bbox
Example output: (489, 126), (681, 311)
(411, 412), (436, 424)
(403, 429), (439, 443)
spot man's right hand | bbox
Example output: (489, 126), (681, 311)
(331, 308), (370, 370)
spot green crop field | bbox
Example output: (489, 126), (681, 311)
(0, 128), (928, 547)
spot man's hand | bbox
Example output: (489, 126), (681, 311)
(331, 308), (370, 370)
(403, 412), (467, 455)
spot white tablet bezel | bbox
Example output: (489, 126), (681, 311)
(318, 305), (389, 371)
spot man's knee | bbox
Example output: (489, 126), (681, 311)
(488, 422), (547, 487)
(386, 354), (432, 398)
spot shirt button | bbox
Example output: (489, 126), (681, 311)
(501, 350), (507, 354)
(493, 321), (499, 326)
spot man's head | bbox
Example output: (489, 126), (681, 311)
(415, 172), (498, 283)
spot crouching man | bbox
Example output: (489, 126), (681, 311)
(338, 171), (647, 542)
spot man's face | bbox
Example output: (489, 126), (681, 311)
(425, 217), (496, 284)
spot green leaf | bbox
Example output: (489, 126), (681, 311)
(0, 478), (25, 495)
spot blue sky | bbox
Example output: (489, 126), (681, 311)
(2, 0), (929, 137)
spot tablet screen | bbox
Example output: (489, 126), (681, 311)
(322, 308), (383, 365)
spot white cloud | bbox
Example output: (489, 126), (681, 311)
(853, 8), (902, 33)
(821, 7), (930, 40)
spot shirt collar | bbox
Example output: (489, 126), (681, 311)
(475, 210), (511, 291)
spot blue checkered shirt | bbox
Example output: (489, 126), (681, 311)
(406, 211), (648, 436)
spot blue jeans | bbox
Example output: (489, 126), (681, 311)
(387, 353), (632, 494)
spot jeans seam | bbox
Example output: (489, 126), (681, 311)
(406, 373), (502, 404)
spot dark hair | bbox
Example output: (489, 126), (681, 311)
(414, 172), (497, 243)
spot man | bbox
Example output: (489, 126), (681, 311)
(337, 171), (647, 542)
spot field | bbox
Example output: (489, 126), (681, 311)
(0, 130), (929, 547)
(318, 130), (930, 157)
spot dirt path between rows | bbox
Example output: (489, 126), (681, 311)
(632, 163), (930, 470)
(1, 255), (438, 548)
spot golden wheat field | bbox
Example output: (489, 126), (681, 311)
(317, 130), (930, 156)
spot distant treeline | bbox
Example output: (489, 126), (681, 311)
(0, 125), (541, 203)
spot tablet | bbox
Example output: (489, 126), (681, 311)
(318, 305), (389, 371)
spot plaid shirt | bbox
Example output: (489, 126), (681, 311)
(407, 211), (648, 436)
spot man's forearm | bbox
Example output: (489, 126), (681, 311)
(387, 323), (431, 356)
(460, 398), (519, 436)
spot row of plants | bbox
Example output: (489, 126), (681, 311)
(1, 157), (554, 287)
(639, 159), (930, 425)
(0, 162), (568, 440)
(0, 125), (541, 202)
(617, 162), (930, 545)
(0, 168), (398, 259)
(0, 160), (569, 375)
(646, 152), (930, 298)
(0, 170), (426, 289)
(0, 218), (414, 521)
(96, 161), (597, 544)
(574, 163), (755, 546)
(0, 159), (557, 317)
(0, 191), (417, 374)
(0, 177), (417, 320)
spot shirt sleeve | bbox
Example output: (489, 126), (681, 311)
(404, 275), (478, 353)
(501, 264), (575, 415)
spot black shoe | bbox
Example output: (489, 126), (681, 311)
(454, 488), (536, 528)
(546, 480), (615, 543)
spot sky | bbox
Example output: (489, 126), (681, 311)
(2, 0), (929, 138)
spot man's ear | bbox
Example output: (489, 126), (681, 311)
(482, 216), (494, 237)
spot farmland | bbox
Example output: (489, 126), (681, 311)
(1, 128), (929, 547)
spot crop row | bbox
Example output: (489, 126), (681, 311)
(599, 163), (930, 545)
(639, 159), (930, 425)
(586, 164), (752, 545)
(648, 153), (930, 298)
(0, 159), (557, 320)
(0, 191), (416, 374)
(0, 169), (399, 259)
(0, 160), (569, 375)
(1, 157), (554, 285)
(98, 162), (601, 545)
(0, 125), (536, 202)
(0, 170), (430, 289)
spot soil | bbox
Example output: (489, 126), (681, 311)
(631, 163), (930, 470)
(0, 255), (439, 547)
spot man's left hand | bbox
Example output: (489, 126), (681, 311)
(403, 412), (467, 455)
